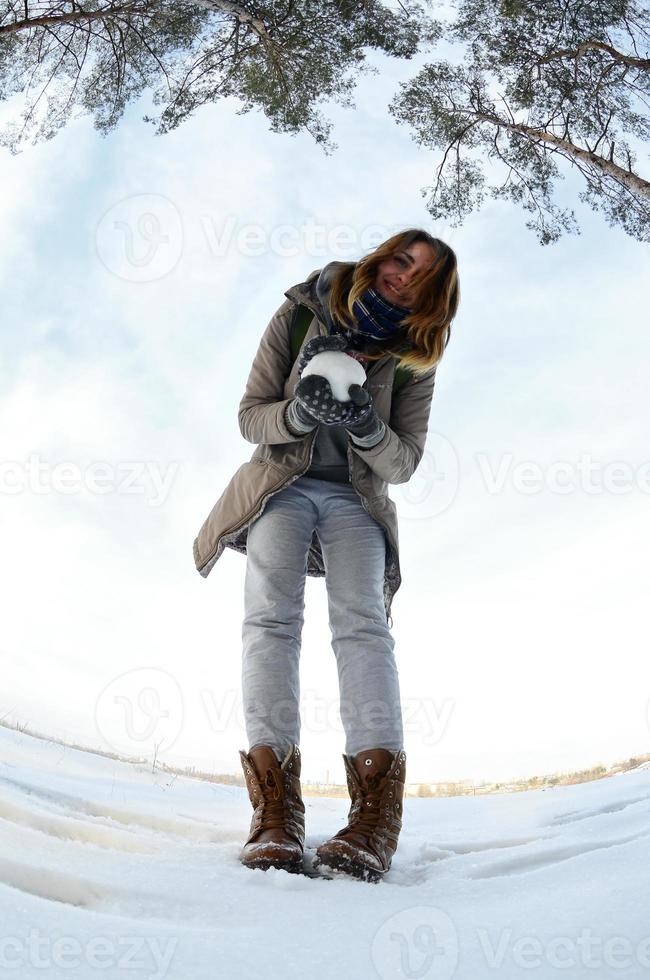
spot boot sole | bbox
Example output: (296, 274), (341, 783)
(313, 851), (383, 884)
(241, 856), (304, 873)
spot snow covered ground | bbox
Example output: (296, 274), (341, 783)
(1, 724), (649, 980)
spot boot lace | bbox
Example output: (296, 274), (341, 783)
(346, 773), (385, 838)
(259, 768), (288, 830)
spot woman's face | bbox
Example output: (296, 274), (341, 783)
(374, 239), (437, 308)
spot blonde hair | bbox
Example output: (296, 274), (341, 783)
(326, 229), (459, 375)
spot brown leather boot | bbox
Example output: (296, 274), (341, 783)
(314, 748), (406, 882)
(238, 743), (305, 873)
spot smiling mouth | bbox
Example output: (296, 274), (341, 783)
(384, 278), (402, 297)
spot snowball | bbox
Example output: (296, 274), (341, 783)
(301, 351), (367, 402)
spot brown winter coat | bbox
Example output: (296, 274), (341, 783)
(192, 268), (437, 626)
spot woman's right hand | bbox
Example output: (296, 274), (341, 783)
(293, 374), (360, 426)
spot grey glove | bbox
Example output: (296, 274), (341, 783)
(343, 385), (386, 446)
(292, 374), (362, 426)
(285, 395), (319, 435)
(295, 333), (348, 378)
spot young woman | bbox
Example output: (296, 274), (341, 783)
(193, 228), (459, 882)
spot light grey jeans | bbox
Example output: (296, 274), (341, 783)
(242, 475), (404, 759)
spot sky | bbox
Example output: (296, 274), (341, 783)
(1, 30), (649, 786)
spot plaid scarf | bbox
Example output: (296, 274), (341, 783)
(315, 262), (412, 356)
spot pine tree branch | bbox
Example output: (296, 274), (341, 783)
(466, 108), (650, 199)
(536, 40), (650, 72)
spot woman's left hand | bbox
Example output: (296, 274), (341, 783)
(343, 385), (384, 441)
